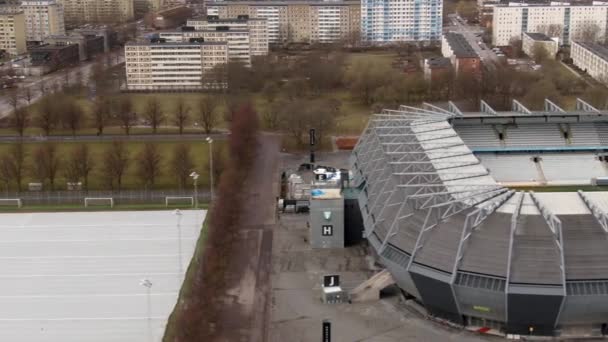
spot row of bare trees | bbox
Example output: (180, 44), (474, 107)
(0, 141), (220, 192)
(164, 102), (259, 341)
(8, 93), (223, 137)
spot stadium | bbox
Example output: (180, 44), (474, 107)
(350, 99), (608, 337)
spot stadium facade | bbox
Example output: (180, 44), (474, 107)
(351, 99), (608, 336)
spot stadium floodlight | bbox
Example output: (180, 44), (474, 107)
(173, 209), (183, 274)
(190, 171), (199, 209)
(206, 137), (214, 202)
(139, 278), (153, 342)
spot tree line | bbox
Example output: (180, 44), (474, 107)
(0, 142), (221, 193)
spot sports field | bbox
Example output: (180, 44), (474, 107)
(0, 210), (206, 342)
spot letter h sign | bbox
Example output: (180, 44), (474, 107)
(322, 225), (333, 236)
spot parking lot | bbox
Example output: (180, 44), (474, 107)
(0, 210), (205, 342)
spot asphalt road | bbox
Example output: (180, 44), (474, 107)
(0, 51), (124, 120)
(0, 210), (206, 342)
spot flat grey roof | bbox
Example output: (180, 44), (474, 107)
(524, 32), (552, 41)
(444, 32), (478, 58)
(573, 40), (608, 62)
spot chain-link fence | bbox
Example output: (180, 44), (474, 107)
(0, 189), (211, 206)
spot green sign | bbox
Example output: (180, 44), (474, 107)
(473, 305), (491, 313)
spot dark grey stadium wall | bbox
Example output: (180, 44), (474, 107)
(409, 267), (464, 324)
(344, 199), (364, 246)
(506, 292), (563, 335)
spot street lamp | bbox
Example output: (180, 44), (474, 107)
(173, 209), (183, 274)
(139, 278), (153, 342)
(206, 137), (214, 202)
(189, 171), (199, 209)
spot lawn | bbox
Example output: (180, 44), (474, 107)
(0, 139), (227, 191)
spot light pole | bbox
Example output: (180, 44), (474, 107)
(206, 137), (214, 202)
(140, 278), (153, 342)
(173, 209), (183, 274)
(189, 171), (199, 209)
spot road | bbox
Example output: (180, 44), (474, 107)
(0, 51), (124, 120)
(446, 14), (500, 69)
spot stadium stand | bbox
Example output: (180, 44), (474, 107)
(351, 100), (608, 337)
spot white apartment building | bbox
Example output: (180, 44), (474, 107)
(187, 17), (268, 56)
(522, 32), (558, 59)
(361, 0), (442, 42)
(21, 0), (65, 42)
(571, 40), (608, 84)
(159, 28), (253, 66)
(125, 41), (228, 91)
(0, 10), (26, 55)
(492, 2), (608, 46)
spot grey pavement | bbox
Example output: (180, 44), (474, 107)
(446, 14), (500, 68)
(0, 210), (206, 342)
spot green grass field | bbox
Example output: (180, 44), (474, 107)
(0, 140), (226, 191)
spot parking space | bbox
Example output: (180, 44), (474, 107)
(0, 210), (206, 342)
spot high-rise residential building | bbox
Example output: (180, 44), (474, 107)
(361, 0), (442, 43)
(205, 0), (360, 44)
(134, 0), (163, 18)
(159, 27), (253, 66)
(58, 0), (134, 27)
(571, 41), (608, 84)
(187, 16), (269, 56)
(492, 3), (608, 46)
(124, 40), (228, 91)
(21, 0), (65, 42)
(0, 9), (26, 55)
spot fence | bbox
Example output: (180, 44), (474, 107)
(0, 189), (211, 206)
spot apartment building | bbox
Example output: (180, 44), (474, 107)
(0, 10), (26, 55)
(571, 40), (608, 84)
(206, 0), (360, 44)
(58, 0), (134, 27)
(187, 16), (268, 56)
(134, 0), (163, 18)
(159, 27), (252, 66)
(21, 0), (65, 42)
(522, 32), (558, 59)
(125, 40), (228, 91)
(361, 0), (442, 43)
(492, 2), (608, 46)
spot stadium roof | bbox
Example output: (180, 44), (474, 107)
(351, 101), (608, 284)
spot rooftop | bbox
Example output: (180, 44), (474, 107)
(573, 40), (608, 62)
(443, 32), (478, 58)
(207, 0), (359, 5)
(524, 32), (553, 41)
(127, 40), (227, 46)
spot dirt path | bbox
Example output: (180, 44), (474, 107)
(213, 134), (279, 341)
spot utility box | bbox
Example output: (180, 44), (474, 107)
(309, 188), (344, 248)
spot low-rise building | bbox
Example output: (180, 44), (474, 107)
(0, 9), (26, 55)
(124, 40), (228, 91)
(148, 5), (192, 29)
(441, 32), (481, 75)
(29, 42), (79, 71)
(44, 33), (104, 61)
(522, 32), (558, 60)
(571, 40), (608, 84)
(423, 57), (452, 83)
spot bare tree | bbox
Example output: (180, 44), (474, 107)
(198, 96), (219, 134)
(171, 143), (194, 190)
(173, 97), (190, 135)
(37, 78), (47, 96)
(574, 23), (602, 43)
(117, 97), (136, 135)
(32, 144), (61, 191)
(262, 99), (284, 130)
(7, 89), (20, 113)
(136, 143), (162, 190)
(531, 42), (550, 64)
(61, 101), (84, 136)
(37, 96), (58, 136)
(0, 143), (26, 191)
(143, 97), (164, 134)
(11, 108), (29, 137)
(93, 96), (111, 136)
(64, 145), (94, 191)
(21, 87), (35, 105)
(102, 141), (129, 191)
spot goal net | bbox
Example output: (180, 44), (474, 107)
(84, 197), (114, 208)
(0, 198), (22, 208)
(165, 196), (194, 207)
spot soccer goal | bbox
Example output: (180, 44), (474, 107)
(0, 198), (22, 208)
(165, 196), (194, 207)
(84, 197), (114, 208)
